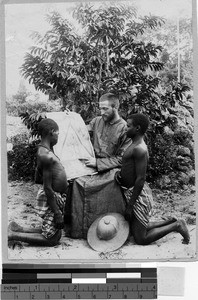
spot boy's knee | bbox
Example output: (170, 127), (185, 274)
(133, 232), (147, 245)
(134, 237), (146, 245)
(131, 221), (148, 245)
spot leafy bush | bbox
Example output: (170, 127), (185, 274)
(173, 128), (193, 146)
(20, 112), (46, 138)
(6, 98), (61, 116)
(147, 134), (177, 182)
(9, 5), (192, 182)
(8, 132), (30, 144)
(7, 140), (40, 181)
(20, 6), (165, 110)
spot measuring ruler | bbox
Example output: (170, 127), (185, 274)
(1, 266), (157, 299)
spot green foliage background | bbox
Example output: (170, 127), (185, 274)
(7, 3), (193, 184)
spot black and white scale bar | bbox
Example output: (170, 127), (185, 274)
(2, 268), (157, 284)
(1, 268), (157, 298)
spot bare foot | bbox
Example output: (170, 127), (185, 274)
(8, 221), (24, 232)
(8, 227), (14, 241)
(177, 220), (190, 244)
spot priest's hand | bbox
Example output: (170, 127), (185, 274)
(80, 158), (97, 168)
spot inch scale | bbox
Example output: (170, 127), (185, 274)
(1, 267), (157, 299)
(1, 282), (157, 299)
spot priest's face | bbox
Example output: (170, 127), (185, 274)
(99, 100), (115, 123)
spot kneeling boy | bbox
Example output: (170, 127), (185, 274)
(115, 113), (190, 245)
(8, 118), (68, 246)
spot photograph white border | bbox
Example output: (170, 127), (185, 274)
(1, 0), (198, 264)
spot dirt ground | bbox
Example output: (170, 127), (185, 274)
(7, 181), (197, 261)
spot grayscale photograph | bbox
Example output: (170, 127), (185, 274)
(2, 0), (196, 261)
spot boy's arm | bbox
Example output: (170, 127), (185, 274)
(35, 160), (43, 184)
(42, 156), (64, 229)
(86, 117), (95, 132)
(125, 148), (147, 222)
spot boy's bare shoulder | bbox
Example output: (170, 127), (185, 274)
(37, 148), (54, 167)
(133, 143), (148, 158)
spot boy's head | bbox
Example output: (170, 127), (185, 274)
(126, 113), (149, 137)
(38, 118), (59, 145)
(99, 93), (119, 123)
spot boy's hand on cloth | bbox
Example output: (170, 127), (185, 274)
(54, 212), (64, 229)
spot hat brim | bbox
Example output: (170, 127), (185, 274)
(87, 213), (129, 253)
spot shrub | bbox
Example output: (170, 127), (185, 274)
(7, 132), (31, 144)
(7, 140), (40, 181)
(20, 112), (46, 138)
(6, 98), (61, 116)
(173, 128), (193, 146)
(147, 134), (177, 182)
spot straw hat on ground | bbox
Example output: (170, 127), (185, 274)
(87, 213), (129, 253)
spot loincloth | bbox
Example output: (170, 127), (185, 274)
(35, 188), (66, 239)
(115, 172), (153, 228)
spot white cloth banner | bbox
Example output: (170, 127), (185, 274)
(46, 111), (97, 180)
